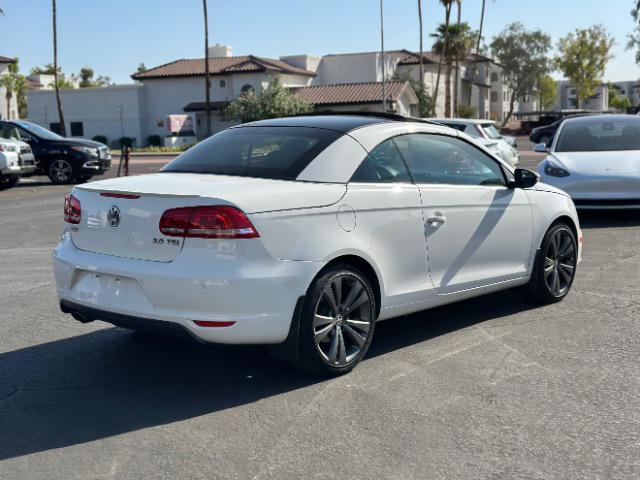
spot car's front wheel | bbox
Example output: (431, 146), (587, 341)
(525, 223), (578, 304)
(48, 159), (76, 184)
(297, 263), (376, 376)
(0, 174), (20, 190)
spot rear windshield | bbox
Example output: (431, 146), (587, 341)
(161, 126), (342, 180)
(556, 118), (640, 152)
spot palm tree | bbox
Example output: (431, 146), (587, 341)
(418, 0), (424, 98)
(52, 0), (66, 136)
(203, 0), (211, 138)
(467, 0), (491, 107)
(453, 0), (462, 116)
(0, 63), (18, 119)
(432, 22), (475, 118)
(432, 0), (454, 116)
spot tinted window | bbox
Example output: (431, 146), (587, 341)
(439, 122), (467, 133)
(161, 126), (342, 180)
(70, 122), (84, 137)
(13, 120), (64, 140)
(395, 134), (505, 186)
(350, 138), (411, 183)
(556, 118), (640, 152)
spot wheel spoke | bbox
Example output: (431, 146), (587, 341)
(346, 318), (370, 333)
(558, 264), (572, 284)
(558, 234), (572, 258)
(314, 314), (334, 328)
(544, 257), (555, 276)
(341, 280), (363, 311)
(332, 277), (342, 308)
(314, 323), (334, 343)
(337, 327), (347, 364)
(323, 288), (339, 316)
(551, 270), (560, 294)
(346, 291), (368, 313)
(344, 324), (366, 347)
(327, 327), (339, 363)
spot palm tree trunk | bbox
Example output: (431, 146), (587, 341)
(468, 0), (485, 110)
(433, 3), (452, 117)
(453, 0), (461, 116)
(445, 60), (452, 118)
(6, 93), (11, 120)
(52, 0), (66, 136)
(443, 4), (452, 117)
(418, 0), (424, 107)
(203, 0), (211, 138)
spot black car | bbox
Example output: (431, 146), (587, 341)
(0, 120), (111, 184)
(529, 119), (564, 147)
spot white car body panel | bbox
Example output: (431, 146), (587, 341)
(54, 116), (581, 345)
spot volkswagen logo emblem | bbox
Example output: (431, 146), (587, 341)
(107, 206), (121, 227)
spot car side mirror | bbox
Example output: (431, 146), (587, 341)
(534, 142), (549, 153)
(511, 168), (539, 189)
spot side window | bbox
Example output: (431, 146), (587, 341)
(397, 134), (506, 187)
(350, 138), (412, 183)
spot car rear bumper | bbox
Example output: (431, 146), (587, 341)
(53, 233), (323, 344)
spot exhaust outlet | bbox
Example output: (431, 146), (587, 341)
(71, 312), (94, 324)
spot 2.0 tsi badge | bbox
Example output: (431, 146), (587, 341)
(106, 206), (121, 227)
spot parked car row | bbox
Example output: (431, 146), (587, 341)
(0, 120), (111, 190)
(430, 118), (520, 167)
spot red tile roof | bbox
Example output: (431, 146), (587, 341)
(132, 55), (315, 80)
(291, 81), (415, 106)
(0, 55), (16, 64)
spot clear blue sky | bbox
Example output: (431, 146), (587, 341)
(2, 0), (638, 83)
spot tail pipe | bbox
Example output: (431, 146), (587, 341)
(59, 301), (95, 324)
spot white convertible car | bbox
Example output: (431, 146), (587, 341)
(537, 114), (640, 209)
(54, 114), (581, 375)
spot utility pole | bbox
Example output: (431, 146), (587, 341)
(380, 0), (387, 112)
(203, 0), (212, 138)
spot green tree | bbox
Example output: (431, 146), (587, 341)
(136, 62), (147, 74)
(78, 66), (110, 87)
(30, 63), (60, 75)
(491, 23), (552, 125)
(537, 74), (557, 110)
(0, 62), (23, 119)
(224, 78), (312, 123)
(393, 71), (434, 117)
(555, 25), (614, 109)
(432, 22), (475, 118)
(607, 83), (633, 111)
(627, 1), (640, 65)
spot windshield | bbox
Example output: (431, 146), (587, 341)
(481, 123), (502, 140)
(556, 118), (640, 152)
(161, 126), (342, 180)
(13, 120), (64, 140)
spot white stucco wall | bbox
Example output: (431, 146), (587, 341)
(27, 84), (144, 146)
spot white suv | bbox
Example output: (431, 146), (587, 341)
(0, 138), (35, 190)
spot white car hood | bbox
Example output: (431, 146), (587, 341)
(550, 151), (640, 175)
(78, 173), (347, 214)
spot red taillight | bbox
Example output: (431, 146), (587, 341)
(193, 320), (236, 328)
(100, 192), (140, 199)
(64, 194), (81, 224)
(159, 205), (259, 239)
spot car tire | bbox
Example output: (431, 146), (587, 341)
(48, 158), (76, 184)
(296, 263), (377, 376)
(77, 175), (93, 184)
(524, 223), (577, 304)
(0, 174), (20, 190)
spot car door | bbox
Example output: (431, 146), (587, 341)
(346, 137), (435, 311)
(395, 133), (533, 294)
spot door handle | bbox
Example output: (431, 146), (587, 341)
(426, 214), (446, 224)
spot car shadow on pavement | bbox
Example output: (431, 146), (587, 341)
(578, 210), (640, 229)
(0, 290), (537, 461)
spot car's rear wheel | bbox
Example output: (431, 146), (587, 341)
(48, 159), (76, 184)
(525, 223), (577, 304)
(0, 174), (20, 190)
(297, 263), (376, 376)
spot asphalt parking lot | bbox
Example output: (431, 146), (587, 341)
(1, 140), (639, 479)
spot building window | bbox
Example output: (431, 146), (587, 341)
(491, 91), (498, 102)
(49, 122), (62, 135)
(491, 72), (498, 82)
(503, 91), (507, 101)
(241, 84), (254, 94)
(219, 80), (226, 87)
(70, 122), (84, 137)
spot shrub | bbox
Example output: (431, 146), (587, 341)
(457, 105), (477, 119)
(92, 135), (108, 145)
(118, 136), (135, 148)
(147, 134), (162, 147)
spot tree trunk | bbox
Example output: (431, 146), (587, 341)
(203, 0), (212, 138)
(433, 4), (452, 116)
(418, 0), (424, 112)
(52, 0), (66, 136)
(453, 0), (461, 117)
(442, 4), (452, 117)
(6, 93), (11, 120)
(503, 89), (517, 126)
(468, 0), (486, 108)
(445, 59), (452, 118)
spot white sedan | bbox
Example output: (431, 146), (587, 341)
(54, 114), (581, 375)
(537, 115), (640, 209)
